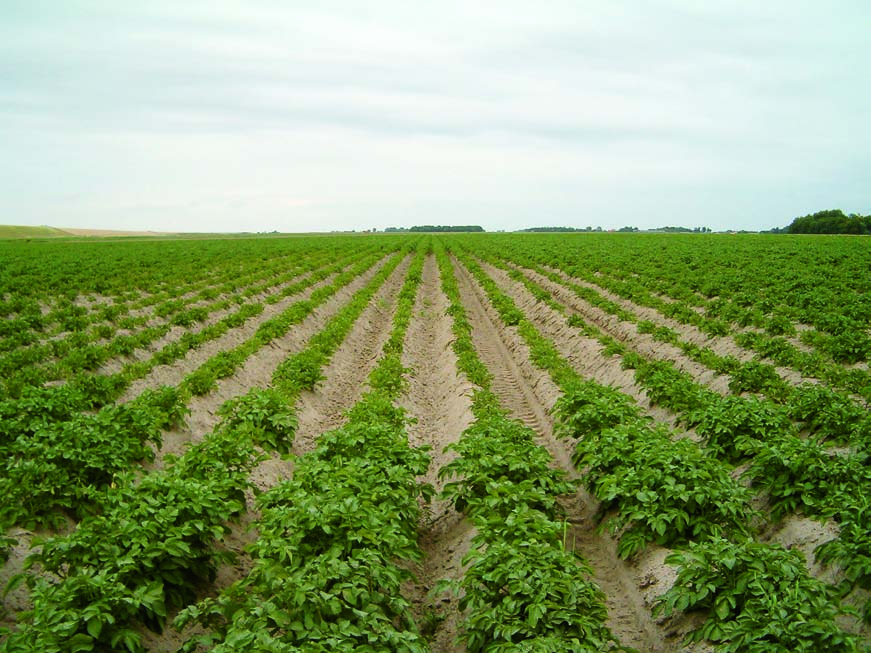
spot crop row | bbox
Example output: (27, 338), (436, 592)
(465, 234), (871, 389)
(0, 248), (348, 397)
(175, 243), (428, 650)
(461, 244), (871, 631)
(434, 241), (626, 651)
(465, 246), (871, 614)
(445, 242), (866, 652)
(0, 242), (315, 348)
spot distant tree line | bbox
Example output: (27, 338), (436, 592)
(776, 209), (871, 235)
(384, 225), (484, 233)
(519, 226), (711, 233)
(648, 226), (712, 233)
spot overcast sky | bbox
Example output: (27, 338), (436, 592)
(2, 1), (869, 233)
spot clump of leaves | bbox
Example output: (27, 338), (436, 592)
(815, 495), (871, 625)
(553, 379), (644, 445)
(217, 387), (297, 454)
(457, 537), (626, 653)
(656, 538), (862, 652)
(693, 395), (793, 462)
(577, 423), (756, 558)
(747, 436), (869, 520)
(273, 349), (326, 393)
(728, 361), (788, 400)
(788, 383), (870, 444)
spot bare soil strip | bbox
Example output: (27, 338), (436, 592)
(292, 255), (412, 457)
(34, 258), (300, 352)
(482, 260), (683, 427)
(399, 255), (476, 652)
(475, 260), (868, 647)
(452, 257), (670, 653)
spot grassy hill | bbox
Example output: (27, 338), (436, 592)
(0, 225), (68, 239)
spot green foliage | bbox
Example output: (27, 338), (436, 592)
(0, 388), (186, 528)
(747, 436), (870, 520)
(274, 349), (326, 393)
(656, 538), (862, 652)
(694, 396), (793, 462)
(785, 208), (871, 235)
(728, 361), (789, 399)
(217, 388), (297, 454)
(552, 379), (644, 441)
(440, 416), (575, 519)
(815, 495), (871, 624)
(576, 423), (756, 558)
(457, 538), (626, 653)
(367, 354), (409, 397)
(4, 428), (259, 652)
(788, 383), (871, 445)
(633, 360), (711, 414)
(176, 386), (433, 652)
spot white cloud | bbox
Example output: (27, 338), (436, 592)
(1, 1), (869, 232)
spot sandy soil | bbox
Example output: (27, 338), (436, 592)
(153, 255), (392, 468)
(533, 264), (819, 390)
(462, 257), (868, 647)
(115, 268), (330, 404)
(292, 255), (411, 455)
(142, 254), (408, 651)
(400, 255), (476, 652)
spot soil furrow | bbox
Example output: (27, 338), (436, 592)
(534, 263), (811, 388)
(452, 257), (669, 652)
(399, 254), (476, 652)
(293, 254), (412, 456)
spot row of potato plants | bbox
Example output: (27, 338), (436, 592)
(470, 236), (871, 402)
(0, 243), (335, 365)
(555, 234), (871, 356)
(175, 243), (430, 650)
(447, 244), (865, 652)
(0, 407), (270, 652)
(0, 240), (308, 362)
(435, 242), (627, 652)
(461, 234), (869, 394)
(464, 242), (871, 631)
(0, 251), (330, 396)
(0, 241), (308, 350)
(499, 257), (871, 626)
(0, 235), (364, 301)
(0, 245), (379, 400)
(0, 249), (392, 547)
(473, 242), (871, 445)
(0, 242), (419, 649)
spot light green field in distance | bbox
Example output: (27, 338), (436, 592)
(0, 225), (69, 239)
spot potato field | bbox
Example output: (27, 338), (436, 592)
(0, 233), (869, 652)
